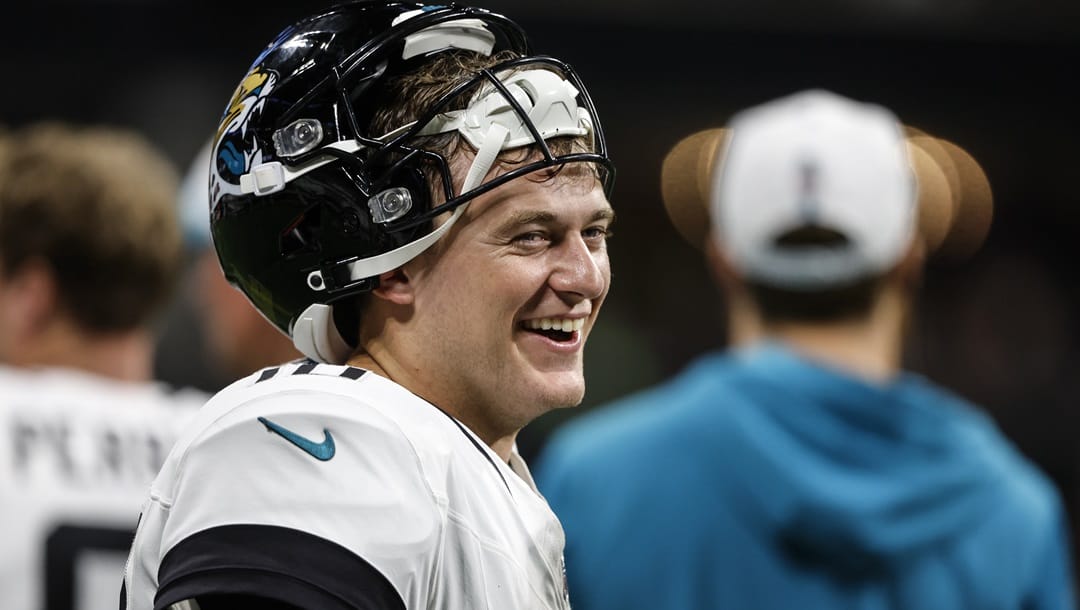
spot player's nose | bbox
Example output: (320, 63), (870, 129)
(549, 234), (607, 302)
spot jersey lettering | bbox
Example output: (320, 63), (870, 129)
(9, 415), (173, 486)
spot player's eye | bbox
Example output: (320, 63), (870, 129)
(583, 226), (611, 241)
(513, 231), (549, 245)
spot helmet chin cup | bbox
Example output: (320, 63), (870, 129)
(292, 303), (353, 364)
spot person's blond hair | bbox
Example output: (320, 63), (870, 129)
(0, 122), (182, 332)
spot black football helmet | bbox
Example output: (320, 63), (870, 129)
(209, 1), (613, 364)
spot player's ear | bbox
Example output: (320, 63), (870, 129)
(892, 238), (926, 292)
(704, 231), (764, 346)
(371, 267), (414, 306)
(0, 259), (59, 340)
(17, 260), (58, 326)
(705, 232), (740, 289)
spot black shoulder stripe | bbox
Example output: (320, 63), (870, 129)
(293, 360), (319, 375)
(259, 363), (369, 383)
(340, 366), (366, 380)
(155, 524), (406, 610)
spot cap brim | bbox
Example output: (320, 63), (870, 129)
(660, 124), (993, 260)
(660, 127), (727, 251)
(906, 135), (955, 252)
(932, 138), (994, 260)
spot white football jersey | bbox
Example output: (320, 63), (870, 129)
(122, 361), (572, 610)
(0, 365), (206, 610)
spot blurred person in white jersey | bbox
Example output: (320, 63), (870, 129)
(0, 122), (205, 610)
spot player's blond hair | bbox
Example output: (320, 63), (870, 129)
(0, 122), (182, 332)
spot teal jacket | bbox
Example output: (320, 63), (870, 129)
(536, 342), (1075, 610)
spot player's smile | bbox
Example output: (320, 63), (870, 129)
(519, 316), (587, 349)
(396, 168), (610, 437)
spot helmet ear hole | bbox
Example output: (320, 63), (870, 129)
(280, 206), (322, 257)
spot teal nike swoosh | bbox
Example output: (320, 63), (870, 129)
(258, 417), (335, 461)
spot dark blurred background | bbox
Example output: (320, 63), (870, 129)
(5, 0), (1078, 574)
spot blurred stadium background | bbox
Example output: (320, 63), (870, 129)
(4, 0), (1079, 573)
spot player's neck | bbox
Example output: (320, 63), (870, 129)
(347, 350), (519, 463)
(764, 322), (902, 383)
(12, 324), (154, 382)
(733, 288), (908, 384)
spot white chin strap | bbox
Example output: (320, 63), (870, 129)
(291, 68), (593, 364)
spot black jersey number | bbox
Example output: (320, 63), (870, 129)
(44, 524), (134, 610)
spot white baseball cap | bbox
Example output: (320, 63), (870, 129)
(711, 89), (917, 289)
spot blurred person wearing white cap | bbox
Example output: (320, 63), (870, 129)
(0, 122), (204, 609)
(535, 90), (1074, 610)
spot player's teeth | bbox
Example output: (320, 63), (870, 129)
(523, 318), (583, 331)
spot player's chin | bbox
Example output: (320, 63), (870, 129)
(532, 371), (586, 409)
